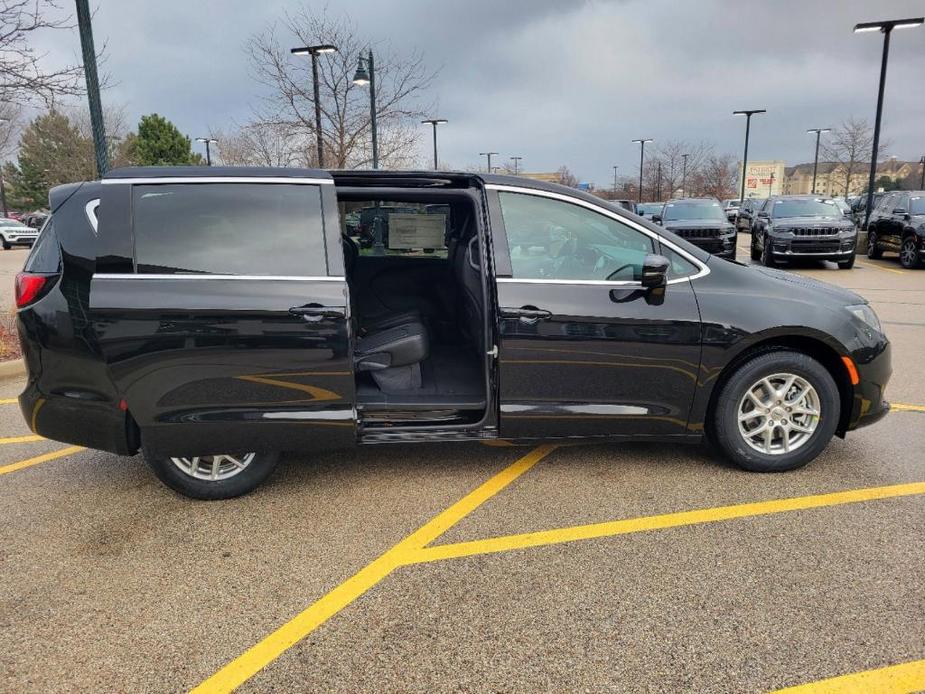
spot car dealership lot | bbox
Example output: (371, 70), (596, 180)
(1, 252), (923, 692)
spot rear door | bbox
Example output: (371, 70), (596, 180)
(487, 185), (703, 440)
(90, 174), (356, 456)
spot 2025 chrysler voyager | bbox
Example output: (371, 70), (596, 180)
(15, 167), (890, 499)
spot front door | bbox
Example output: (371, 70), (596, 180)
(489, 187), (703, 439)
(90, 176), (356, 456)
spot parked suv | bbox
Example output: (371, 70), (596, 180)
(722, 199), (741, 222)
(736, 197), (766, 234)
(751, 195), (858, 269)
(0, 217), (38, 249)
(653, 198), (737, 259)
(16, 167), (890, 498)
(866, 191), (925, 269)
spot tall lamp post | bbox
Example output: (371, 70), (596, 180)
(0, 117), (9, 217)
(853, 17), (923, 226)
(655, 162), (662, 201)
(195, 137), (218, 166)
(479, 152), (498, 172)
(919, 155), (925, 189)
(352, 51), (379, 169)
(631, 138), (653, 203)
(681, 153), (689, 197)
(421, 119), (447, 170)
(290, 44), (337, 168)
(806, 128), (831, 195)
(510, 156), (522, 174)
(75, 0), (108, 177)
(733, 109), (766, 206)
(768, 172), (775, 197)
(612, 165), (619, 196)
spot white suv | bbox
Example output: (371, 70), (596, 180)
(0, 217), (38, 249)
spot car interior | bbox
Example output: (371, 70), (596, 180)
(336, 186), (489, 427)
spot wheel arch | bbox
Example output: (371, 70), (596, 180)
(704, 334), (854, 441)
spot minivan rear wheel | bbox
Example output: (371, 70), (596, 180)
(711, 350), (839, 472)
(143, 447), (280, 499)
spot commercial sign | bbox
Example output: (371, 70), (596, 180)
(740, 160), (785, 198)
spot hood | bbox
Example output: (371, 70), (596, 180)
(749, 265), (865, 305)
(771, 215), (853, 228)
(663, 219), (735, 230)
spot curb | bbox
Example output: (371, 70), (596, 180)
(0, 359), (25, 382)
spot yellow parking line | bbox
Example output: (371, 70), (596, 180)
(0, 434), (43, 444)
(192, 444), (559, 694)
(0, 398), (18, 405)
(891, 402), (925, 413)
(0, 445), (83, 475)
(408, 481), (925, 564)
(857, 260), (906, 275)
(771, 658), (925, 693)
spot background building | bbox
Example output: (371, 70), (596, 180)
(782, 159), (921, 197)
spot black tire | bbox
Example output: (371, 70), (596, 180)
(750, 233), (760, 260)
(726, 248), (737, 262)
(837, 254), (856, 270)
(867, 231), (882, 259)
(143, 447), (280, 500)
(712, 350), (840, 472)
(899, 236), (920, 269)
(760, 237), (777, 267)
(1, 240), (10, 250)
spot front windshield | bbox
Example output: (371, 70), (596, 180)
(662, 200), (726, 222)
(771, 198), (839, 219)
(637, 203), (662, 215)
(910, 196), (925, 215)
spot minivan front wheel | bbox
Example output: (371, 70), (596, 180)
(712, 351), (839, 472)
(144, 448), (280, 499)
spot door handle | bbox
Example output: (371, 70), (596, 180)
(289, 304), (346, 321)
(500, 306), (552, 322)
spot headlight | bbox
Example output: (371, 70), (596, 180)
(846, 303), (881, 334)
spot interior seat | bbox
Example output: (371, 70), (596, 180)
(354, 320), (430, 391)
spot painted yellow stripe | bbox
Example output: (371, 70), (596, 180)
(0, 434), (43, 444)
(408, 481), (925, 564)
(771, 658), (925, 693)
(0, 398), (18, 405)
(891, 402), (925, 413)
(0, 445), (83, 475)
(192, 444), (557, 694)
(857, 260), (906, 275)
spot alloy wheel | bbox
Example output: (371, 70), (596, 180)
(866, 233), (877, 258)
(169, 453), (257, 481)
(737, 373), (820, 455)
(900, 238), (918, 268)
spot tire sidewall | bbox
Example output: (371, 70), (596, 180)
(867, 232), (879, 258)
(143, 447), (280, 500)
(714, 351), (840, 472)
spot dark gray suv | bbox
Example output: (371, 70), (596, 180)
(653, 198), (737, 259)
(751, 195), (857, 269)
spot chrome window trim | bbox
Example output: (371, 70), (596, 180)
(93, 273), (345, 281)
(85, 199), (100, 234)
(101, 177), (333, 186)
(485, 184), (710, 284)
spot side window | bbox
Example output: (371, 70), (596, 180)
(132, 183), (326, 276)
(24, 218), (61, 273)
(341, 201), (449, 259)
(896, 194), (910, 212)
(660, 246), (699, 280)
(498, 192), (654, 282)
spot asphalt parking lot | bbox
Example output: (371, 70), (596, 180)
(1, 240), (923, 693)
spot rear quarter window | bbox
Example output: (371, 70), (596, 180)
(132, 183), (327, 276)
(24, 218), (61, 273)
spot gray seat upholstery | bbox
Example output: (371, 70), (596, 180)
(355, 320), (430, 392)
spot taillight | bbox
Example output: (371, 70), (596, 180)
(15, 272), (53, 308)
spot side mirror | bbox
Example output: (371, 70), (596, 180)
(640, 254), (670, 289)
(758, 210), (769, 218)
(651, 214), (662, 224)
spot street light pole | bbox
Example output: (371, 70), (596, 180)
(733, 109), (767, 205)
(75, 0), (108, 177)
(920, 155), (925, 189)
(612, 165), (618, 196)
(0, 117), (8, 217)
(806, 128), (831, 195)
(352, 51), (380, 168)
(631, 138), (653, 203)
(291, 44), (338, 168)
(421, 119), (447, 170)
(195, 137), (218, 166)
(854, 17), (923, 226)
(511, 156), (522, 175)
(656, 161), (662, 201)
(681, 153), (689, 197)
(479, 152), (498, 172)
(768, 172), (775, 197)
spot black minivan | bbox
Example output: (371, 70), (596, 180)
(16, 167), (891, 498)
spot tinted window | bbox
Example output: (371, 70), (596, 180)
(662, 200), (726, 222)
(910, 196), (925, 215)
(24, 218), (61, 273)
(771, 198), (839, 218)
(499, 192), (654, 281)
(660, 246), (698, 279)
(132, 183), (326, 275)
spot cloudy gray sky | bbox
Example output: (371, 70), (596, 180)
(32, 0), (925, 186)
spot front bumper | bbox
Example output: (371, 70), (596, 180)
(847, 339), (891, 432)
(2, 233), (37, 246)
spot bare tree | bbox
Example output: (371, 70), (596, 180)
(0, 0), (87, 106)
(210, 121), (305, 167)
(556, 165), (578, 187)
(821, 117), (889, 197)
(642, 140), (713, 200)
(245, 5), (436, 169)
(691, 154), (738, 199)
(0, 101), (23, 157)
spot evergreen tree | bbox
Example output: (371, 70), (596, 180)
(134, 113), (198, 165)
